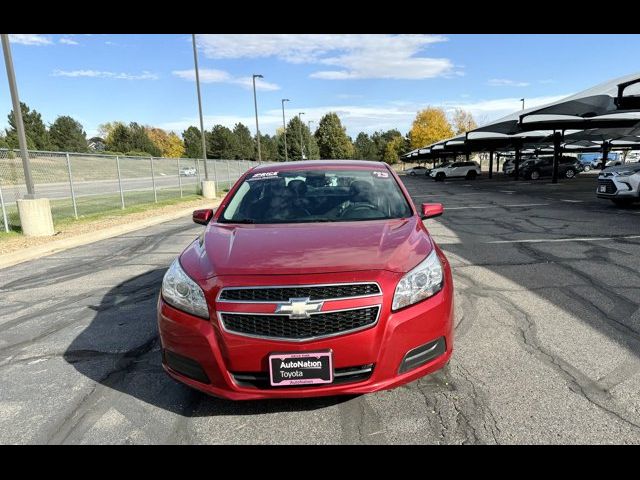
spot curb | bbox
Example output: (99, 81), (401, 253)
(0, 200), (221, 270)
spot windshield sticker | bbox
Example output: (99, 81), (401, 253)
(251, 171), (279, 179)
(372, 171), (389, 179)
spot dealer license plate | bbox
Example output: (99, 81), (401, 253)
(599, 185), (607, 192)
(269, 351), (333, 386)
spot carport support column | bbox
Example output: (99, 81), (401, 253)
(600, 141), (610, 170)
(514, 147), (521, 180)
(488, 150), (494, 179)
(552, 131), (561, 184)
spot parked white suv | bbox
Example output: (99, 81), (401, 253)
(430, 161), (481, 181)
(597, 163), (640, 206)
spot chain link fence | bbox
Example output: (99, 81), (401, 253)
(0, 149), (255, 233)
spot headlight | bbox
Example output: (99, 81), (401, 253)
(614, 169), (637, 177)
(392, 250), (444, 311)
(161, 258), (209, 318)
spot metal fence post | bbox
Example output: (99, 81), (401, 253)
(116, 155), (125, 209)
(65, 153), (78, 219)
(226, 160), (231, 189)
(0, 182), (9, 233)
(150, 156), (157, 203)
(177, 157), (183, 198)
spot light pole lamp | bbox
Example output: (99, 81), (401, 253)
(298, 112), (305, 160)
(252, 74), (263, 162)
(521, 98), (525, 110)
(281, 99), (290, 161)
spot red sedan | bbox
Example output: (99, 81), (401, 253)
(157, 160), (453, 400)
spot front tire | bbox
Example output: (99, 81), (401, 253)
(583, 165), (591, 172)
(466, 170), (477, 180)
(565, 168), (576, 179)
(530, 170), (540, 180)
(435, 172), (446, 182)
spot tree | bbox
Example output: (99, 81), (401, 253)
(182, 126), (203, 158)
(208, 125), (236, 159)
(257, 133), (278, 161)
(353, 132), (378, 160)
(452, 108), (477, 134)
(5, 102), (51, 150)
(146, 127), (185, 158)
(49, 116), (88, 152)
(129, 122), (161, 156)
(232, 123), (254, 159)
(314, 112), (354, 159)
(105, 122), (160, 156)
(382, 136), (406, 164)
(105, 123), (132, 153)
(409, 107), (454, 149)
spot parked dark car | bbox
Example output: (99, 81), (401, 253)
(520, 156), (583, 180)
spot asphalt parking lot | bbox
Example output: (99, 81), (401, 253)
(2, 172), (640, 444)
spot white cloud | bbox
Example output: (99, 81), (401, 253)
(8, 34), (52, 46)
(52, 69), (159, 80)
(172, 68), (280, 91)
(487, 78), (531, 87)
(59, 37), (78, 45)
(195, 34), (454, 80)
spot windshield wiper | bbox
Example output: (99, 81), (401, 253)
(224, 218), (255, 224)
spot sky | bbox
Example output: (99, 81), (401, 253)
(1, 33), (640, 139)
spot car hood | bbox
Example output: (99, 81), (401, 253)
(181, 217), (433, 279)
(602, 164), (640, 174)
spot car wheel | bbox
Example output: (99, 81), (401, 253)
(612, 198), (635, 207)
(435, 172), (445, 182)
(409, 172), (415, 176)
(530, 170), (540, 180)
(466, 170), (477, 180)
(565, 168), (576, 179)
(583, 165), (591, 172)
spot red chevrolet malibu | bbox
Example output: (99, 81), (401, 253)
(157, 160), (453, 400)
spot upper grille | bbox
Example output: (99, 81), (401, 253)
(598, 179), (617, 194)
(220, 306), (380, 341)
(218, 283), (381, 302)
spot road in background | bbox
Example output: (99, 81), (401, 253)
(1, 174), (640, 444)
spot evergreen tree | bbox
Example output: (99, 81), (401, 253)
(182, 126), (203, 158)
(314, 113), (354, 159)
(232, 123), (254, 159)
(49, 116), (88, 152)
(5, 102), (51, 150)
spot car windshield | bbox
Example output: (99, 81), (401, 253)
(219, 168), (413, 224)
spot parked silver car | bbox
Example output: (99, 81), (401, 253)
(597, 163), (640, 206)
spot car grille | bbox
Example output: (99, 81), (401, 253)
(231, 364), (375, 389)
(218, 283), (381, 302)
(598, 179), (617, 194)
(220, 306), (380, 340)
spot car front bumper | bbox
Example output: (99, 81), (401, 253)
(596, 177), (640, 199)
(157, 266), (454, 400)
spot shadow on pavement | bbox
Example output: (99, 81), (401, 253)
(63, 268), (352, 416)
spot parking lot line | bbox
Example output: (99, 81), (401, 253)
(487, 235), (640, 244)
(561, 199), (584, 203)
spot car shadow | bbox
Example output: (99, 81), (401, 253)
(63, 267), (354, 417)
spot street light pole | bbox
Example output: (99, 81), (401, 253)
(298, 112), (305, 160)
(192, 34), (210, 182)
(1, 34), (35, 197)
(307, 120), (314, 159)
(281, 99), (290, 162)
(252, 74), (263, 162)
(521, 98), (525, 110)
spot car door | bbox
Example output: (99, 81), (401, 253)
(539, 159), (553, 176)
(448, 162), (462, 176)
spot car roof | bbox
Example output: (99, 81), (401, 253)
(249, 160), (388, 172)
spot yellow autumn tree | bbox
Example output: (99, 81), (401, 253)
(409, 107), (454, 149)
(146, 127), (185, 158)
(452, 108), (478, 134)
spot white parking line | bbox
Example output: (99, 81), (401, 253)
(487, 235), (640, 244)
(560, 199), (584, 203)
(500, 190), (516, 194)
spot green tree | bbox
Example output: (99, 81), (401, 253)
(257, 133), (278, 161)
(409, 107), (454, 149)
(232, 123), (254, 159)
(353, 132), (377, 160)
(314, 112), (354, 159)
(105, 123), (132, 153)
(182, 126), (203, 158)
(129, 122), (161, 156)
(382, 136), (406, 164)
(208, 125), (236, 159)
(49, 116), (88, 152)
(0, 134), (8, 149)
(5, 102), (50, 150)
(105, 122), (160, 156)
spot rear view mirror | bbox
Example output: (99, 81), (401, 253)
(421, 203), (444, 219)
(193, 209), (214, 225)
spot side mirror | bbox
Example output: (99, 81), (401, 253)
(193, 209), (214, 225)
(421, 203), (444, 219)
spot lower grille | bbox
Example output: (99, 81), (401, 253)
(231, 364), (374, 389)
(598, 179), (617, 194)
(220, 306), (380, 341)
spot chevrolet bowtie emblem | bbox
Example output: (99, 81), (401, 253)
(275, 297), (324, 319)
